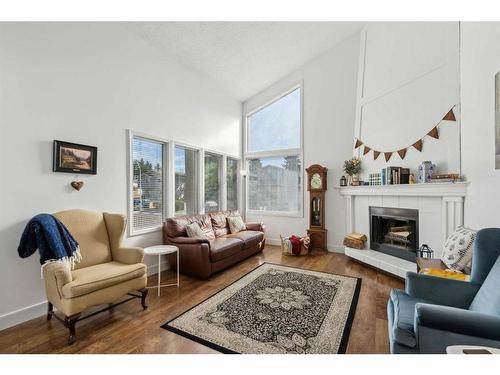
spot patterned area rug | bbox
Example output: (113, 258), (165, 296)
(162, 263), (361, 354)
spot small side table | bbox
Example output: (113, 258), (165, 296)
(144, 245), (179, 296)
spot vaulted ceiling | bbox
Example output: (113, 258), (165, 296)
(124, 22), (363, 101)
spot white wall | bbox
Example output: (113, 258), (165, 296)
(0, 23), (241, 329)
(355, 23), (461, 179)
(461, 22), (500, 228)
(243, 33), (361, 251)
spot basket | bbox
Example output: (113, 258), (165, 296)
(280, 235), (310, 256)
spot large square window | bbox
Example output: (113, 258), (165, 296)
(248, 156), (301, 214)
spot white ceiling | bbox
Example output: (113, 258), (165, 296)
(124, 22), (363, 101)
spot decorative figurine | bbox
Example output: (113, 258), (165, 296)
(340, 175), (347, 187)
(417, 161), (436, 183)
(417, 244), (434, 258)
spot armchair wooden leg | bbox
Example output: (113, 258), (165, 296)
(65, 313), (81, 345)
(140, 288), (148, 310)
(47, 302), (54, 321)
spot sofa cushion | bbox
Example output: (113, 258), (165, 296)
(210, 210), (240, 237)
(227, 230), (264, 248)
(62, 261), (146, 298)
(389, 289), (432, 348)
(209, 237), (244, 262)
(469, 256), (500, 315)
(165, 214), (215, 239)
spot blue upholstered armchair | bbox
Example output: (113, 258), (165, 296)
(387, 228), (500, 353)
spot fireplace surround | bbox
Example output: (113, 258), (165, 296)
(369, 206), (418, 262)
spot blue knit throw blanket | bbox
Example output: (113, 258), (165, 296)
(17, 214), (81, 269)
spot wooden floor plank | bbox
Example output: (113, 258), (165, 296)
(0, 245), (403, 354)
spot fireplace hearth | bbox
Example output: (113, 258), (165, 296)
(369, 206), (418, 262)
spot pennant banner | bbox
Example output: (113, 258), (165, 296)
(412, 139), (423, 152)
(398, 148), (407, 160)
(353, 106), (455, 163)
(427, 127), (439, 139)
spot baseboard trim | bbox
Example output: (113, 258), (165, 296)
(0, 300), (47, 331)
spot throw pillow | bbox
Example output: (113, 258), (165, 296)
(440, 226), (476, 271)
(186, 222), (206, 239)
(227, 215), (246, 234)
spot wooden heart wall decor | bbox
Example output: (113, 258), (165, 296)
(354, 106), (457, 162)
(71, 180), (84, 191)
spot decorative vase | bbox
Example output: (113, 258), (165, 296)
(417, 161), (436, 183)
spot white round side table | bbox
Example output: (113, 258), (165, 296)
(144, 245), (179, 296)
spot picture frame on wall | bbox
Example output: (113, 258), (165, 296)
(53, 140), (97, 174)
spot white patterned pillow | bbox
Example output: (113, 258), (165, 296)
(186, 222), (206, 239)
(227, 215), (246, 234)
(440, 226), (476, 271)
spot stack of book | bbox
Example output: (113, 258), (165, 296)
(368, 173), (382, 186)
(381, 167), (410, 185)
(429, 174), (461, 183)
(343, 232), (367, 250)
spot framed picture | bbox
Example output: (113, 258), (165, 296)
(53, 140), (97, 174)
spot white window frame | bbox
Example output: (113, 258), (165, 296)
(127, 130), (241, 236)
(244, 83), (304, 218)
(173, 142), (200, 217)
(127, 131), (170, 237)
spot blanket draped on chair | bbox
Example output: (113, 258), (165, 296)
(17, 214), (81, 269)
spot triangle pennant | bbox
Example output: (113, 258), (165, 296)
(373, 151), (381, 160)
(384, 152), (393, 162)
(354, 139), (363, 149)
(398, 148), (407, 160)
(412, 139), (423, 152)
(442, 108), (456, 122)
(427, 127), (439, 139)
(363, 146), (371, 155)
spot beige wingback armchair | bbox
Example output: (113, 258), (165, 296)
(43, 209), (148, 344)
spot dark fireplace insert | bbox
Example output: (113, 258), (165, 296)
(369, 206), (419, 262)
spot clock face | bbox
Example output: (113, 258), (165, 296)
(311, 173), (322, 189)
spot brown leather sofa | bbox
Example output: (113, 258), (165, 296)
(163, 210), (265, 279)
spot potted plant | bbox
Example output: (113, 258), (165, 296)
(343, 157), (362, 186)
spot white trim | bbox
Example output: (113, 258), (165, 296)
(0, 300), (47, 331)
(172, 142), (200, 217)
(246, 209), (303, 218)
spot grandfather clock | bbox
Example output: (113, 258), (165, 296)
(306, 164), (328, 251)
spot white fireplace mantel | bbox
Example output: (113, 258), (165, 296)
(337, 182), (468, 197)
(336, 182), (468, 278)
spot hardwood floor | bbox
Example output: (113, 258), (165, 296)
(0, 246), (403, 354)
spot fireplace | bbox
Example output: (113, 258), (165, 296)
(369, 206), (418, 262)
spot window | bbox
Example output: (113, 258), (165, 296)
(204, 152), (222, 213)
(131, 136), (165, 233)
(247, 87), (301, 153)
(227, 157), (238, 210)
(175, 146), (198, 216)
(248, 156), (301, 213)
(245, 87), (302, 215)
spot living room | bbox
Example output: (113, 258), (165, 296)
(1, 0), (500, 372)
